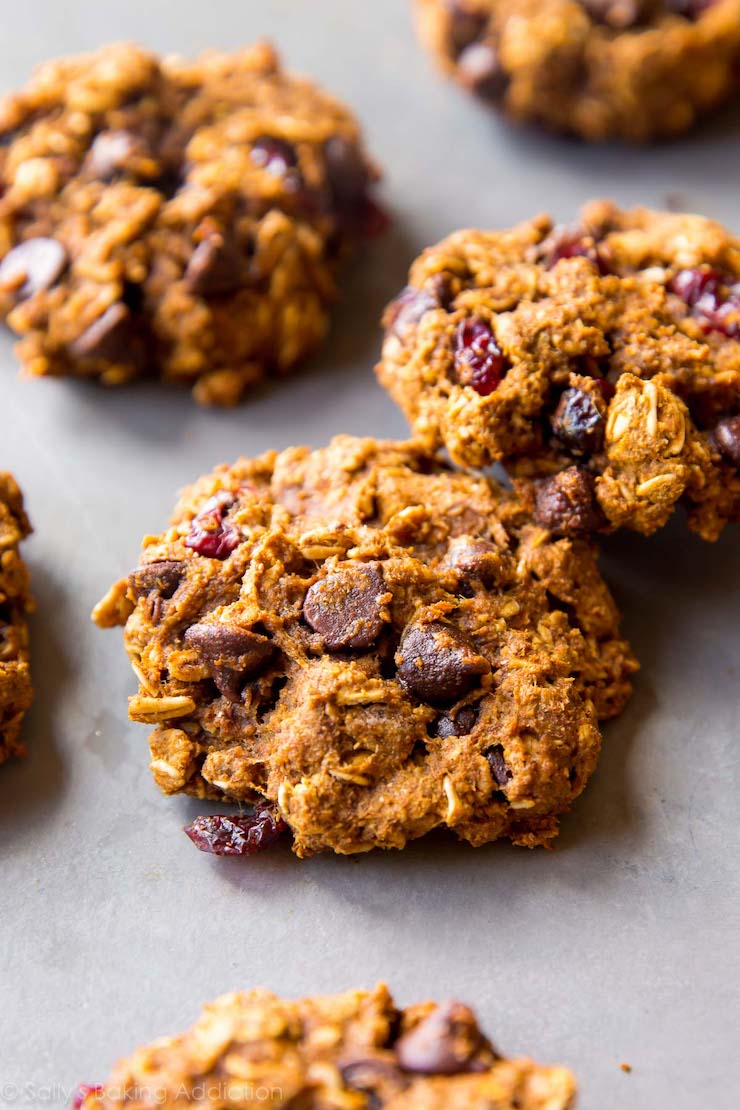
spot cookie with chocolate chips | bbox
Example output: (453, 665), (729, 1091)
(94, 436), (636, 858)
(74, 984), (578, 1109)
(0, 42), (384, 405)
(0, 473), (33, 764)
(415, 0), (740, 142)
(378, 202), (740, 540)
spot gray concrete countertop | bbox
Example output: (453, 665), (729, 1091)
(1, 3), (738, 1107)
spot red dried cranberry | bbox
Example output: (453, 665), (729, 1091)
(183, 803), (287, 856)
(544, 227), (607, 273)
(184, 490), (239, 559)
(669, 267), (740, 338)
(453, 318), (507, 396)
(71, 1086), (103, 1109)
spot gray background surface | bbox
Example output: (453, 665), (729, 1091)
(1, 2), (739, 1107)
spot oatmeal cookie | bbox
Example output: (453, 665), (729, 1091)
(0, 42), (384, 406)
(416, 0), (740, 142)
(0, 473), (33, 763)
(378, 202), (740, 539)
(93, 436), (636, 858)
(74, 984), (577, 1109)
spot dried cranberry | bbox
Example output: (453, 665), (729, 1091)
(358, 196), (391, 239)
(184, 490), (239, 559)
(453, 318), (507, 396)
(183, 803), (287, 856)
(543, 227), (607, 273)
(71, 1086), (103, 1109)
(669, 267), (740, 338)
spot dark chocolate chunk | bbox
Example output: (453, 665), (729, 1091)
(534, 466), (604, 536)
(713, 414), (740, 466)
(0, 237), (67, 300)
(551, 387), (605, 456)
(396, 621), (490, 706)
(304, 563), (386, 651)
(184, 622), (275, 701)
(129, 560), (184, 600)
(185, 233), (246, 297)
(395, 1002), (483, 1075)
(484, 744), (512, 786)
(70, 302), (136, 362)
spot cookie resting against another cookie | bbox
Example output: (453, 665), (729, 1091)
(378, 202), (740, 540)
(415, 0), (740, 142)
(0, 473), (33, 764)
(93, 436), (637, 858)
(0, 42), (385, 406)
(73, 984), (578, 1110)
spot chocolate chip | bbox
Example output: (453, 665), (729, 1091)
(534, 466), (604, 537)
(324, 136), (369, 218)
(86, 129), (141, 180)
(129, 560), (184, 600)
(185, 233), (246, 297)
(448, 3), (488, 56)
(184, 622), (275, 701)
(445, 539), (503, 589)
(484, 744), (512, 786)
(304, 563), (386, 651)
(396, 622), (490, 706)
(384, 286), (440, 341)
(435, 705), (479, 738)
(457, 42), (509, 100)
(713, 415), (740, 466)
(395, 1002), (483, 1075)
(70, 302), (136, 362)
(341, 1059), (408, 1107)
(551, 387), (605, 456)
(0, 238), (67, 300)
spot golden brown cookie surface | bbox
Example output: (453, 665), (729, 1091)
(0, 43), (383, 405)
(75, 984), (578, 1109)
(377, 202), (740, 539)
(94, 436), (636, 857)
(0, 472), (33, 763)
(415, 0), (740, 142)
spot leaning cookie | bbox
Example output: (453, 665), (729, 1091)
(415, 0), (740, 143)
(378, 202), (740, 540)
(0, 42), (384, 406)
(93, 436), (636, 858)
(0, 473), (33, 763)
(73, 984), (578, 1109)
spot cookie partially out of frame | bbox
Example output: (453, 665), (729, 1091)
(0, 473), (33, 763)
(415, 0), (740, 142)
(94, 435), (636, 858)
(378, 202), (740, 540)
(74, 984), (577, 1109)
(0, 42), (384, 406)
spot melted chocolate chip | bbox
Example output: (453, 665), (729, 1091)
(534, 467), (604, 536)
(384, 286), (441, 341)
(304, 563), (386, 651)
(128, 560), (184, 600)
(713, 415), (740, 466)
(0, 238), (67, 300)
(446, 539), (503, 589)
(457, 42), (509, 100)
(396, 622), (490, 706)
(184, 622), (275, 701)
(70, 302), (136, 362)
(484, 744), (512, 786)
(185, 233), (246, 297)
(551, 387), (605, 456)
(395, 1002), (483, 1075)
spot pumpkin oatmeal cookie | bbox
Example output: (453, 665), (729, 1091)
(415, 0), (740, 142)
(74, 984), (578, 1109)
(0, 42), (384, 406)
(378, 202), (740, 539)
(0, 473), (33, 763)
(93, 435), (636, 858)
